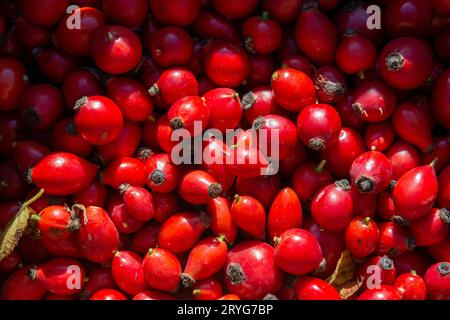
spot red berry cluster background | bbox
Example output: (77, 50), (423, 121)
(0, 0), (449, 301)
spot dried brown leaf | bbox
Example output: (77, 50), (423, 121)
(337, 279), (363, 300)
(326, 249), (356, 286)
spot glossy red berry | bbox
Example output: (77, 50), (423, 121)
(150, 27), (193, 68)
(350, 151), (393, 194)
(345, 216), (379, 259)
(34, 205), (79, 240)
(409, 208), (450, 246)
(313, 66), (347, 103)
(292, 161), (333, 202)
(142, 248), (181, 292)
(242, 12), (282, 54)
(1, 266), (46, 300)
(111, 251), (146, 295)
(271, 67), (316, 112)
(0, 58), (29, 111)
(224, 241), (283, 300)
(336, 33), (377, 75)
(424, 262), (450, 300)
(431, 69), (450, 130)
(364, 121), (396, 152)
(207, 197), (238, 245)
(149, 0), (201, 26)
(357, 285), (403, 300)
(311, 180), (354, 231)
(268, 188), (303, 239)
(178, 170), (222, 205)
(167, 95), (209, 135)
(191, 277), (223, 300)
(231, 195), (266, 239)
(204, 88), (242, 133)
(385, 140), (421, 180)
(73, 96), (123, 145)
(144, 153), (181, 193)
(102, 0), (148, 28)
(295, 276), (342, 300)
(394, 271), (427, 300)
(120, 184), (154, 222)
(90, 289), (127, 300)
(376, 222), (415, 257)
(211, 0), (259, 19)
(385, 0), (432, 37)
(102, 157), (146, 189)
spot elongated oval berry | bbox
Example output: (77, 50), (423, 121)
(28, 152), (98, 196)
(231, 195), (266, 239)
(207, 197), (238, 244)
(76, 205), (120, 264)
(33, 205), (80, 240)
(73, 95), (124, 145)
(33, 258), (85, 296)
(297, 104), (342, 152)
(350, 151), (393, 194)
(120, 184), (154, 222)
(111, 251), (147, 295)
(178, 170), (222, 205)
(1, 266), (47, 300)
(158, 212), (207, 254)
(142, 248), (181, 293)
(274, 229), (323, 275)
(268, 187), (303, 239)
(102, 157), (146, 189)
(224, 241), (283, 300)
(409, 208), (450, 246)
(311, 180), (354, 231)
(181, 236), (228, 287)
(393, 161), (439, 220)
(292, 161), (333, 202)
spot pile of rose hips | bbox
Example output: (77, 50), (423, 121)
(0, 0), (449, 301)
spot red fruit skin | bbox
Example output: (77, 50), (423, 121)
(218, 294), (241, 300)
(18, 0), (69, 26)
(72, 179), (108, 208)
(385, 0), (432, 37)
(271, 68), (316, 112)
(204, 88), (242, 133)
(97, 121), (141, 164)
(376, 222), (414, 257)
(379, 37), (433, 90)
(203, 39), (250, 88)
(0, 201), (21, 229)
(303, 217), (345, 278)
(336, 34), (377, 75)
(192, 10), (240, 42)
(107, 193), (144, 234)
(422, 137), (450, 174)
(19, 84), (64, 130)
(224, 241), (284, 300)
(432, 69), (450, 130)
(15, 16), (51, 49)
(207, 197), (238, 244)
(92, 25), (142, 74)
(438, 166), (450, 210)
(357, 255), (397, 289)
(392, 103), (433, 151)
(158, 212), (206, 254)
(282, 55), (315, 76)
(80, 267), (116, 300)
(247, 54), (278, 87)
(182, 236), (228, 284)
(178, 170), (222, 205)
(1, 266), (47, 300)
(409, 208), (450, 246)
(321, 128), (366, 178)
(364, 122), (396, 152)
(150, 0), (201, 26)
(335, 91), (366, 131)
(102, 157), (146, 189)
(121, 185), (154, 222)
(385, 141), (421, 180)
(242, 86), (286, 125)
(34, 48), (82, 83)
(313, 66), (347, 103)
(54, 7), (105, 56)
(46, 294), (76, 300)
(242, 14), (282, 54)
(295, 277), (342, 300)
(63, 70), (103, 109)
(0, 159), (27, 201)
(152, 192), (180, 223)
(13, 140), (50, 174)
(345, 217), (379, 259)
(73, 95), (124, 146)
(394, 272), (427, 300)
(131, 222), (160, 255)
(275, 229), (323, 275)
(268, 188), (303, 239)
(0, 250), (21, 273)
(76, 206), (120, 264)
(236, 175), (281, 209)
(150, 27), (193, 68)
(393, 251), (430, 276)
(424, 262), (450, 300)
(0, 58), (29, 111)
(295, 4), (337, 65)
(40, 233), (83, 259)
(133, 291), (175, 300)
(427, 237), (450, 262)
(35, 205), (77, 240)
(202, 138), (235, 193)
(292, 162), (333, 203)
(351, 81), (397, 123)
(280, 142), (312, 178)
(90, 289), (127, 300)
(231, 195), (266, 239)
(35, 258), (85, 296)
(151, 68), (198, 107)
(0, 113), (26, 156)
(351, 188), (377, 218)
(106, 77), (153, 122)
(297, 104), (342, 152)
(167, 95), (209, 135)
(142, 248), (181, 292)
(211, 0), (259, 19)
(51, 118), (94, 158)
(393, 164), (438, 220)
(102, 0), (148, 28)
(357, 285), (403, 300)
(262, 0), (301, 23)
(30, 152), (98, 196)
(192, 277), (223, 300)
(350, 151), (393, 194)
(144, 153), (181, 193)
(112, 251), (147, 295)
(311, 181), (354, 231)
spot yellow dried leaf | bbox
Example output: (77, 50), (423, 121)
(337, 279), (363, 300)
(0, 189), (44, 261)
(326, 249), (356, 286)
